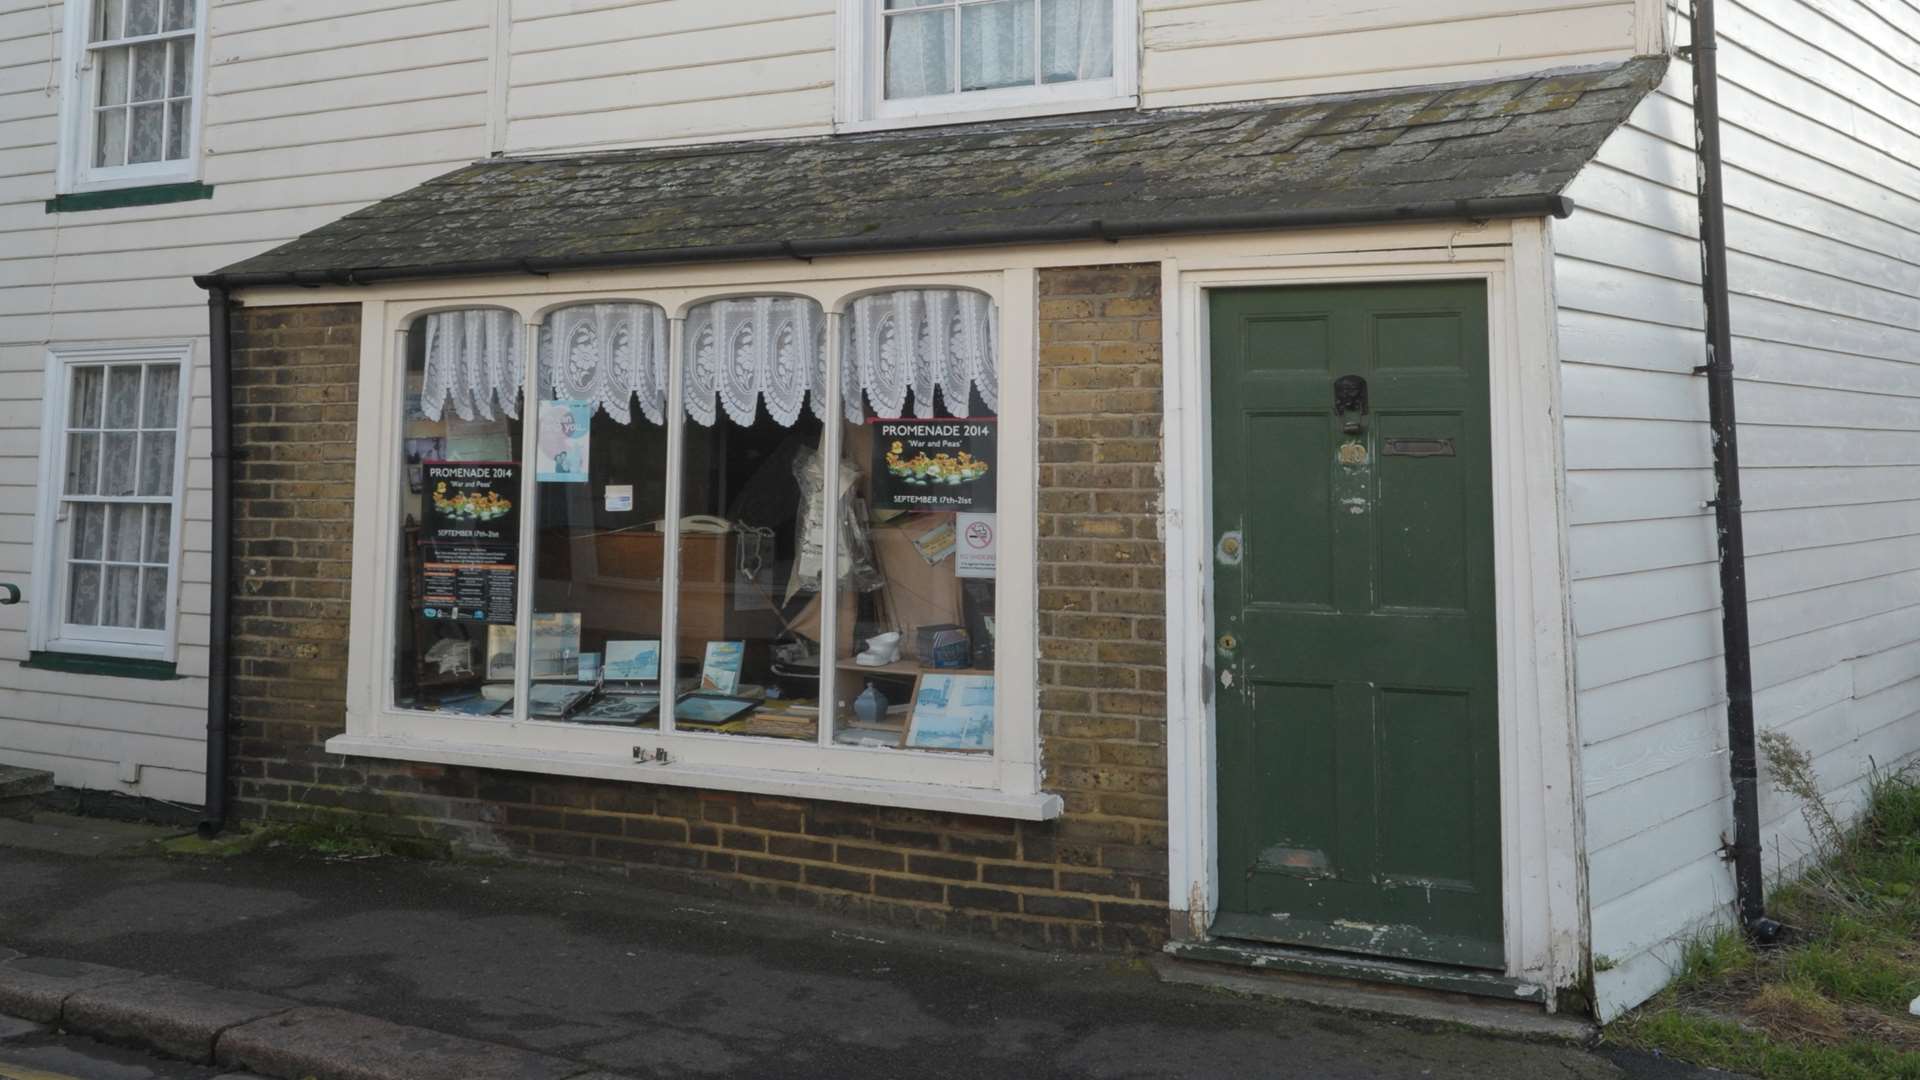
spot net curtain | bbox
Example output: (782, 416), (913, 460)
(415, 291), (1000, 428)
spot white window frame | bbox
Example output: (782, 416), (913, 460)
(836, 0), (1138, 132)
(332, 268), (1057, 820)
(32, 342), (196, 662)
(55, 0), (209, 195)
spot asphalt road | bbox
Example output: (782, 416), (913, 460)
(0, 819), (1732, 1080)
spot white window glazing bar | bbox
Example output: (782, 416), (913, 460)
(659, 315), (687, 736)
(817, 311), (844, 748)
(511, 320), (539, 724)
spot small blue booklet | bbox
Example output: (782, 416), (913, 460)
(700, 641), (745, 694)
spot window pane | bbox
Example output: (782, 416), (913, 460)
(102, 432), (137, 496)
(67, 564), (102, 625)
(103, 565), (141, 627)
(960, 0), (1034, 91)
(94, 0), (124, 41)
(1040, 0), (1112, 83)
(70, 366), (105, 427)
(167, 37), (192, 97)
(884, 7), (954, 99)
(833, 291), (999, 753)
(106, 503), (143, 562)
(130, 41), (165, 101)
(95, 108), (127, 168)
(66, 433), (101, 495)
(127, 102), (165, 163)
(884, 0), (946, 7)
(163, 0), (193, 32)
(529, 304), (671, 728)
(71, 504), (106, 560)
(99, 47), (130, 106)
(394, 313), (526, 716)
(142, 363), (179, 428)
(124, 0), (160, 38)
(138, 432), (176, 496)
(144, 504), (171, 563)
(165, 98), (192, 160)
(139, 567), (169, 630)
(673, 298), (825, 740)
(106, 365), (141, 428)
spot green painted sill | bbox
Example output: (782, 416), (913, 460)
(46, 182), (214, 214)
(22, 651), (181, 680)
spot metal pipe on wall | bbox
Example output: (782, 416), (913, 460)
(1688, 0), (1782, 943)
(200, 285), (234, 837)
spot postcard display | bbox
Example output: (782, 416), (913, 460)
(395, 298), (998, 755)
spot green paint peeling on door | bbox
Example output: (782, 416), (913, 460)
(1209, 281), (1502, 969)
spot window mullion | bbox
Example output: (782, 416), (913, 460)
(818, 312), (844, 748)
(659, 315), (687, 737)
(510, 320), (539, 724)
(950, 1), (962, 96)
(1032, 0), (1043, 88)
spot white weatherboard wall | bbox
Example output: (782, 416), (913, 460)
(495, 0), (1650, 154)
(1554, 0), (1920, 1018)
(0, 0), (491, 802)
(1138, 0), (1644, 108)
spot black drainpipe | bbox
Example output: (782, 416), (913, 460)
(1688, 0), (1782, 942)
(199, 285), (234, 837)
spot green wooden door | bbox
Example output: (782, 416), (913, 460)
(1209, 281), (1502, 969)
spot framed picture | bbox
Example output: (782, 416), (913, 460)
(575, 692), (660, 725)
(905, 673), (994, 752)
(604, 640), (662, 682)
(672, 693), (758, 727)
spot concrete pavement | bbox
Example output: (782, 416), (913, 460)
(0, 815), (1726, 1080)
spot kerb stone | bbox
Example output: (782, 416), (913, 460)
(0, 955), (140, 1022)
(66, 973), (297, 1064)
(217, 1006), (583, 1080)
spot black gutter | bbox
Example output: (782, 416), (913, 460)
(1689, 0), (1782, 943)
(199, 285), (234, 837)
(188, 189), (1573, 830)
(193, 195), (1574, 290)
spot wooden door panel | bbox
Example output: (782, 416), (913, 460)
(1211, 281), (1502, 970)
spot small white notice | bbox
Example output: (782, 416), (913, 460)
(955, 512), (996, 579)
(604, 484), (634, 512)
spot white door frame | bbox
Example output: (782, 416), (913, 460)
(1159, 220), (1588, 1004)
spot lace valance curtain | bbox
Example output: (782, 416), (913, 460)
(538, 303), (670, 426)
(416, 290), (999, 430)
(419, 309), (523, 423)
(843, 289), (999, 420)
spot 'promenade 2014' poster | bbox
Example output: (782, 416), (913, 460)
(420, 461), (520, 624)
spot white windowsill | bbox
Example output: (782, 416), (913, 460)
(326, 733), (1065, 821)
(838, 94), (1136, 134)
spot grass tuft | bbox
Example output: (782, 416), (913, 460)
(1614, 754), (1920, 1080)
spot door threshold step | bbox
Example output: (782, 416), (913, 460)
(1160, 939), (1592, 1041)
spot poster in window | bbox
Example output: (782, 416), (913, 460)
(420, 461), (519, 624)
(537, 400), (591, 483)
(870, 418), (995, 512)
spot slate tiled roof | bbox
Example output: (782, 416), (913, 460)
(206, 57), (1666, 285)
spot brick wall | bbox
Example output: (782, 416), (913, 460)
(226, 264), (1170, 950)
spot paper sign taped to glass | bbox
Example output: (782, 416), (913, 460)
(537, 400), (591, 482)
(871, 418), (996, 512)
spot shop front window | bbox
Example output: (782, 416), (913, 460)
(387, 289), (1004, 762)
